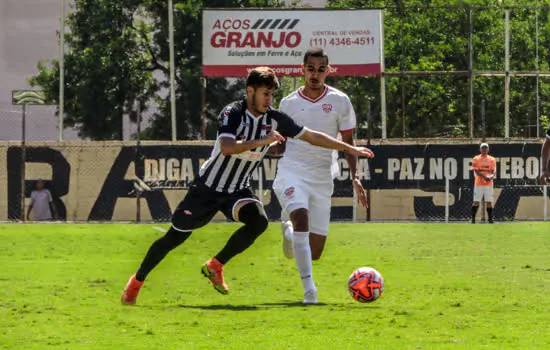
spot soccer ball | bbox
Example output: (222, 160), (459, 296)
(348, 267), (384, 303)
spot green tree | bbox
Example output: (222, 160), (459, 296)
(30, 0), (278, 141)
(31, 0), (550, 140)
(142, 0), (282, 140)
(326, 0), (550, 138)
(30, 0), (157, 140)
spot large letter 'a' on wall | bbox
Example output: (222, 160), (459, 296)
(88, 147), (172, 221)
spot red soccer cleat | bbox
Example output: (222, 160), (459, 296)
(121, 274), (144, 305)
(201, 258), (229, 295)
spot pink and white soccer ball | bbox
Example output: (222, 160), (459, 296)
(348, 267), (384, 303)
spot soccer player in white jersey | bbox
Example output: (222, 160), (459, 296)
(121, 67), (375, 305)
(273, 48), (374, 304)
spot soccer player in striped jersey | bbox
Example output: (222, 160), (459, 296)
(273, 48), (370, 304)
(121, 67), (374, 304)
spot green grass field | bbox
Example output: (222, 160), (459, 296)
(1, 222), (549, 349)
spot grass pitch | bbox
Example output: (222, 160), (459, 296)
(1, 222), (549, 349)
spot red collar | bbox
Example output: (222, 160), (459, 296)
(297, 86), (328, 103)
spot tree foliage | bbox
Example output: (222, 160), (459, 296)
(30, 0), (158, 140)
(327, 0), (550, 138)
(141, 0), (280, 140)
(31, 0), (550, 139)
(30, 0), (278, 140)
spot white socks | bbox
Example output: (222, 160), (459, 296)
(292, 231), (316, 292)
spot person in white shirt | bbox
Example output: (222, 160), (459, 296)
(273, 48), (374, 304)
(26, 180), (56, 221)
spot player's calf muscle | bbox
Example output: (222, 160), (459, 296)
(309, 234), (326, 260)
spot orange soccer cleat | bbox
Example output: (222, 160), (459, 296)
(201, 258), (229, 295)
(121, 274), (144, 305)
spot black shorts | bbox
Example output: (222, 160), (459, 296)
(171, 180), (259, 231)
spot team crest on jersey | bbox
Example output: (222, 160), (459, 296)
(222, 108), (231, 126)
(261, 125), (272, 130)
(284, 187), (295, 197)
(322, 104), (332, 113)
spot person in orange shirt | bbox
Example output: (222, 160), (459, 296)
(471, 143), (496, 223)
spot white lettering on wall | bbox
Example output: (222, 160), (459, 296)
(143, 158), (195, 182)
(525, 157), (539, 179)
(444, 158), (457, 179)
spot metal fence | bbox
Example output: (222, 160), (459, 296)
(1, 3), (548, 223)
(1, 3), (549, 143)
(1, 141), (547, 223)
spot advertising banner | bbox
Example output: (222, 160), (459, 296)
(2, 143), (547, 222)
(202, 9), (383, 77)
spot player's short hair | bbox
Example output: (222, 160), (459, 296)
(246, 67), (280, 90)
(303, 47), (329, 65)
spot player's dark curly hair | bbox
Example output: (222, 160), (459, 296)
(246, 67), (280, 90)
(303, 47), (329, 65)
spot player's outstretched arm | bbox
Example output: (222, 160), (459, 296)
(219, 131), (285, 156)
(341, 131), (368, 208)
(298, 129), (374, 158)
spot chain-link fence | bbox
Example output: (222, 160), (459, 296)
(1, 3), (549, 223)
(1, 141), (547, 223)
(365, 141), (549, 222)
(0, 142), (360, 222)
(414, 181), (548, 222)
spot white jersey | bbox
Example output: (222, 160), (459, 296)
(277, 85), (356, 182)
(30, 189), (53, 220)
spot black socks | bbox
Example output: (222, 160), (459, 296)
(136, 227), (191, 281)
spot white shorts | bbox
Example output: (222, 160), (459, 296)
(273, 173), (334, 236)
(473, 186), (494, 203)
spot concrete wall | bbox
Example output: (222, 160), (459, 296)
(1, 141), (548, 222)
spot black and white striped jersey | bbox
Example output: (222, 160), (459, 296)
(198, 99), (305, 193)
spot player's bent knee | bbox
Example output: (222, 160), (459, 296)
(157, 227), (191, 251)
(167, 228), (191, 246)
(238, 202), (269, 234)
(290, 208), (309, 232)
(171, 214), (194, 232)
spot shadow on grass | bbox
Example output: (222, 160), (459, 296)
(175, 301), (371, 310)
(177, 304), (260, 311)
(259, 301), (328, 307)
(140, 301), (378, 311)
(140, 301), (352, 311)
(174, 302), (310, 311)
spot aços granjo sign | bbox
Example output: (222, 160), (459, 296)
(202, 9), (383, 77)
